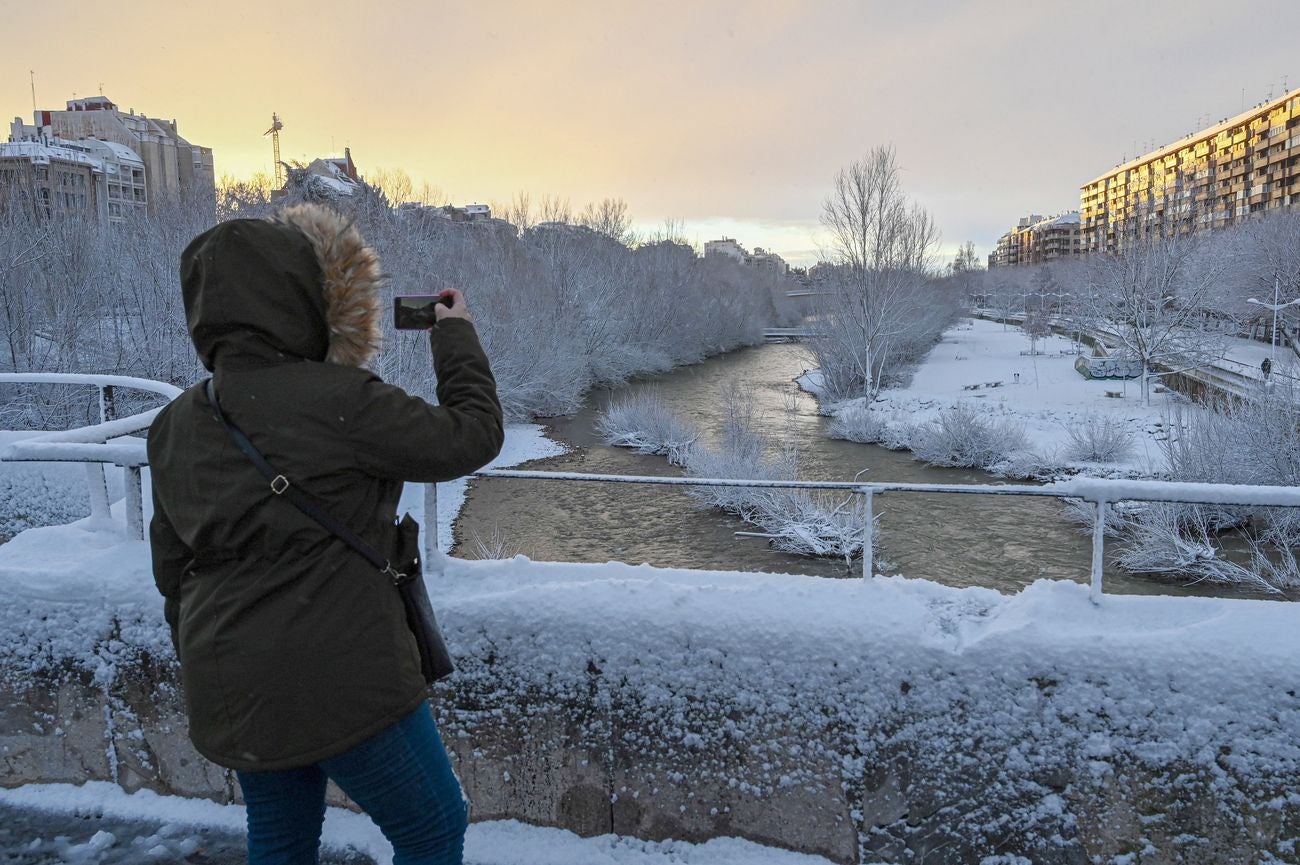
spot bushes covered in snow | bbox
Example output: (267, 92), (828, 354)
(907, 404), (1029, 469)
(597, 384), (871, 563)
(0, 465), (90, 543)
(1109, 396), (1300, 592)
(1064, 412), (1136, 463)
(824, 403), (885, 444)
(594, 390), (697, 465)
(0, 190), (798, 426)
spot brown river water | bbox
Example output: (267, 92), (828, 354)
(454, 343), (1278, 599)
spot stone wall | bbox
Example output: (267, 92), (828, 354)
(3, 641), (1297, 864)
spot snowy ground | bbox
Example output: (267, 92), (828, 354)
(1218, 330), (1300, 395)
(0, 784), (832, 865)
(803, 317), (1193, 475)
(0, 431), (103, 542)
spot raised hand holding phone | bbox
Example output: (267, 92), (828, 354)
(393, 289), (472, 329)
(433, 288), (472, 323)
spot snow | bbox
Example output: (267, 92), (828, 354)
(0, 783), (836, 865)
(816, 317), (1191, 474)
(0, 423), (562, 609)
(0, 431), (99, 541)
(1218, 331), (1299, 390)
(4, 397), (1300, 859)
(5, 541), (1297, 857)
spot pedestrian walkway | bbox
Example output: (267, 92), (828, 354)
(0, 785), (834, 865)
(0, 801), (371, 864)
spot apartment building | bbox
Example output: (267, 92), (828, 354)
(30, 96), (214, 211)
(749, 246), (789, 275)
(989, 214), (1041, 268)
(989, 212), (1081, 268)
(4, 119), (149, 222)
(704, 237), (747, 263)
(0, 140), (99, 220)
(1081, 86), (1300, 253)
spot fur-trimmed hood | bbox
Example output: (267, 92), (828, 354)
(179, 203), (383, 371)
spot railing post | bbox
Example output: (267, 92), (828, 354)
(124, 466), (144, 540)
(423, 482), (439, 563)
(1090, 499), (1107, 604)
(861, 487), (874, 580)
(85, 463), (111, 523)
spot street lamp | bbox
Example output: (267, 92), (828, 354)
(1247, 277), (1300, 363)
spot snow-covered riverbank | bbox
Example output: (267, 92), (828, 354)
(803, 317), (1192, 477)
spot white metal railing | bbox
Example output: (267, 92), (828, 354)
(0, 373), (182, 539)
(436, 470), (1300, 603)
(4, 373), (1298, 603)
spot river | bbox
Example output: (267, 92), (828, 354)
(455, 343), (1273, 599)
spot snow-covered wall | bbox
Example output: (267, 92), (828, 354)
(2, 531), (1298, 864)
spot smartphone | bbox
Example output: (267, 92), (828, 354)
(393, 294), (453, 330)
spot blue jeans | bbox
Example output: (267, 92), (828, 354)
(236, 702), (468, 865)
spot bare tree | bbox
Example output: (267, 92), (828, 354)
(810, 146), (949, 401)
(948, 241), (980, 276)
(1021, 307), (1051, 355)
(1084, 233), (1227, 404)
(499, 190), (534, 231)
(537, 193), (572, 224)
(946, 241), (983, 308)
(578, 197), (632, 244)
(1221, 210), (1300, 354)
(369, 167), (415, 205)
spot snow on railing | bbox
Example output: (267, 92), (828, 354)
(449, 470), (1300, 603)
(5, 371), (1299, 602)
(0, 373), (182, 539)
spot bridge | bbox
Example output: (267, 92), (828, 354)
(3, 372), (1296, 604)
(3, 372), (1299, 863)
(762, 326), (820, 342)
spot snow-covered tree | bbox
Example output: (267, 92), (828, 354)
(1082, 233), (1226, 404)
(809, 146), (955, 401)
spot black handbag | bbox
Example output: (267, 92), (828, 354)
(204, 379), (454, 684)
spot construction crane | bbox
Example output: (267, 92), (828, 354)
(264, 113), (284, 188)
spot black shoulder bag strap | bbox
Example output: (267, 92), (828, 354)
(203, 378), (401, 581)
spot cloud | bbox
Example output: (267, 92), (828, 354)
(3, 0), (1298, 262)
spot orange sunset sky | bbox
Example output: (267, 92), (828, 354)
(2, 0), (1298, 266)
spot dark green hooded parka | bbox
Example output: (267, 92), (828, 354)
(147, 203), (503, 772)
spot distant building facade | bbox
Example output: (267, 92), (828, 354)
(748, 246), (789, 274)
(396, 201), (493, 223)
(1081, 86), (1300, 253)
(1, 119), (148, 223)
(26, 96), (213, 211)
(988, 212), (1080, 268)
(704, 237), (747, 262)
(704, 237), (790, 273)
(0, 139), (99, 220)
